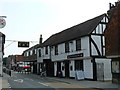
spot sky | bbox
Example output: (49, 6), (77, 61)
(0, 0), (117, 57)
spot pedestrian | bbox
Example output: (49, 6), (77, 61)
(9, 70), (11, 76)
(40, 68), (42, 74)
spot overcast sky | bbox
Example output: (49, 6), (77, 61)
(0, 0), (117, 57)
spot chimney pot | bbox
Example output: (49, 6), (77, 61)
(39, 34), (43, 44)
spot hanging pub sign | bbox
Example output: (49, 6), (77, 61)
(0, 18), (6, 28)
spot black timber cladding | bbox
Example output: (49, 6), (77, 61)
(42, 14), (106, 46)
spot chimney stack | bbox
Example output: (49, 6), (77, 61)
(39, 34), (43, 44)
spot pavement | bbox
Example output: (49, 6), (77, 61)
(1, 71), (120, 90)
(0, 73), (11, 90)
(30, 73), (120, 90)
(47, 77), (119, 90)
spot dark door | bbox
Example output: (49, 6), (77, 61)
(43, 59), (54, 77)
(57, 62), (61, 71)
(65, 60), (69, 77)
(33, 61), (37, 74)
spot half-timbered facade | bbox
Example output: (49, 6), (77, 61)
(37, 14), (112, 81)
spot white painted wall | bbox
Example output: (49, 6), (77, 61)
(91, 35), (102, 55)
(51, 36), (90, 61)
(54, 62), (57, 76)
(95, 58), (112, 81)
(69, 60), (75, 77)
(84, 59), (93, 79)
(81, 36), (90, 57)
(61, 62), (65, 77)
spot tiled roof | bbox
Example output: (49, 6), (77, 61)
(42, 14), (106, 46)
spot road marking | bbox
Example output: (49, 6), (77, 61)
(61, 82), (86, 88)
(8, 83), (11, 88)
(38, 82), (49, 86)
(14, 79), (23, 83)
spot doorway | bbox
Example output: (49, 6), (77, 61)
(64, 60), (69, 78)
(96, 63), (104, 81)
(43, 59), (54, 77)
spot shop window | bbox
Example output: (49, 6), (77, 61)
(75, 60), (83, 71)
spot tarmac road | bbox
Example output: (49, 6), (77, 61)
(7, 71), (88, 90)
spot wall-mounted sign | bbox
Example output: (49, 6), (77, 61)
(0, 18), (6, 28)
(67, 53), (83, 59)
(112, 61), (120, 73)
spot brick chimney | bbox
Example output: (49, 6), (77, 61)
(39, 34), (43, 44)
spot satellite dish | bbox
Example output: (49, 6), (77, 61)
(0, 18), (6, 28)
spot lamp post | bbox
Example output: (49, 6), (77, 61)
(0, 16), (6, 77)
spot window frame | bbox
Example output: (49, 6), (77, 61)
(39, 49), (41, 57)
(76, 38), (81, 51)
(55, 45), (58, 55)
(45, 46), (48, 54)
(65, 42), (69, 53)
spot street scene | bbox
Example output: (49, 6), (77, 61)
(0, 0), (120, 90)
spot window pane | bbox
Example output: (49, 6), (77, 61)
(75, 60), (83, 70)
(76, 39), (81, 51)
(45, 46), (48, 54)
(39, 49), (41, 57)
(55, 45), (58, 55)
(65, 42), (69, 53)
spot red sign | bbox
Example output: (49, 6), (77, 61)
(23, 65), (31, 68)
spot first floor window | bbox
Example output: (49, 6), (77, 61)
(55, 45), (58, 55)
(65, 42), (69, 53)
(76, 38), (81, 51)
(39, 49), (41, 57)
(45, 46), (48, 54)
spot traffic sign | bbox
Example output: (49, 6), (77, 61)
(18, 41), (29, 47)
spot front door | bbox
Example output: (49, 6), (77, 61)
(65, 60), (69, 78)
(43, 59), (54, 77)
(96, 63), (104, 81)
